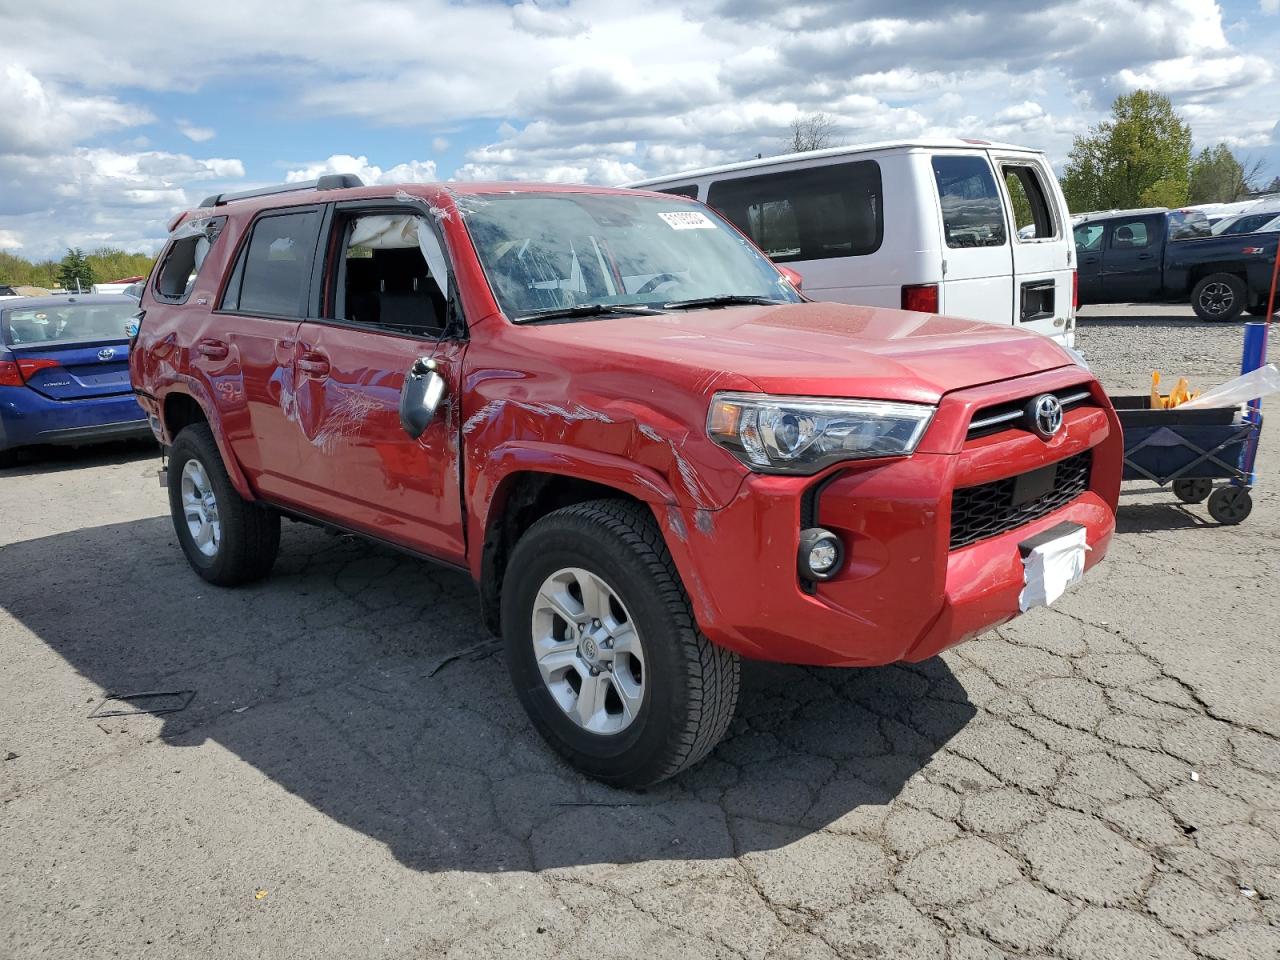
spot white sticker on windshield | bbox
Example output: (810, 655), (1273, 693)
(659, 211), (716, 230)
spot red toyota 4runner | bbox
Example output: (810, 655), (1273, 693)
(130, 176), (1122, 786)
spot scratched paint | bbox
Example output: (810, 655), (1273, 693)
(312, 387), (388, 453)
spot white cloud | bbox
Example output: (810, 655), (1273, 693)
(432, 136), (450, 153)
(0, 229), (22, 250)
(0, 64), (151, 154)
(285, 154), (437, 185)
(511, 1), (587, 37)
(1262, 0), (1278, 14)
(177, 120), (215, 142)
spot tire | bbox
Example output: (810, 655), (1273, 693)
(1191, 273), (1246, 322)
(1207, 486), (1252, 525)
(167, 423), (280, 585)
(501, 499), (740, 787)
(1172, 478), (1213, 504)
(0, 447), (20, 469)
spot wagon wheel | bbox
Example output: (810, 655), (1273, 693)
(1172, 478), (1213, 504)
(1207, 487), (1252, 525)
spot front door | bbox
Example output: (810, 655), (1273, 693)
(929, 153), (1015, 324)
(1074, 222), (1105, 305)
(1101, 215), (1163, 302)
(289, 204), (466, 563)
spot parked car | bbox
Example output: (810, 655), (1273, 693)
(625, 139), (1079, 347)
(1211, 197), (1280, 238)
(131, 176), (1122, 786)
(1073, 208), (1280, 320)
(0, 284), (21, 300)
(0, 294), (150, 465)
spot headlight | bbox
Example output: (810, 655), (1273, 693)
(707, 392), (935, 474)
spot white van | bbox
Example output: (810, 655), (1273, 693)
(626, 139), (1077, 346)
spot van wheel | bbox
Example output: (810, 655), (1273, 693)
(1191, 273), (1246, 322)
(167, 424), (280, 586)
(501, 500), (739, 787)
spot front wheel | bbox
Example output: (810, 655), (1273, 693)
(1172, 478), (1212, 504)
(167, 423), (280, 585)
(1191, 273), (1246, 322)
(501, 500), (739, 787)
(1207, 486), (1252, 525)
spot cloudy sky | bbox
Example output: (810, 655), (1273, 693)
(1, 0), (1278, 260)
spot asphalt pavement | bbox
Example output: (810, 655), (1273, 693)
(2, 305), (1278, 959)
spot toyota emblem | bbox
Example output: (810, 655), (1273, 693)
(97, 347), (116, 361)
(1025, 394), (1064, 439)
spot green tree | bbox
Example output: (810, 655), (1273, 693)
(57, 248), (95, 292)
(1061, 90), (1192, 213)
(1188, 144), (1265, 203)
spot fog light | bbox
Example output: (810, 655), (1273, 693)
(798, 527), (844, 581)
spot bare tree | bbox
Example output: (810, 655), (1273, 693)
(788, 112), (838, 153)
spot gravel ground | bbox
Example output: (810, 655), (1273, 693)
(2, 305), (1278, 960)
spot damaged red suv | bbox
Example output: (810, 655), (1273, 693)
(131, 176), (1121, 786)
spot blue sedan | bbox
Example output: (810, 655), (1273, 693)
(0, 294), (152, 465)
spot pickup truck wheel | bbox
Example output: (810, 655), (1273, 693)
(1191, 273), (1246, 322)
(501, 499), (740, 787)
(167, 424), (280, 586)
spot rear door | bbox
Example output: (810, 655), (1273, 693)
(289, 202), (467, 563)
(1101, 214), (1164, 301)
(211, 206), (324, 501)
(995, 154), (1075, 340)
(929, 152), (1014, 324)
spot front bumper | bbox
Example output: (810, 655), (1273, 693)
(0, 387), (150, 451)
(663, 369), (1121, 667)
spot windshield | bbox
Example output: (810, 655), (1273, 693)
(2, 302), (137, 347)
(460, 192), (802, 320)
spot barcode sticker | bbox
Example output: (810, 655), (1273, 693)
(659, 211), (716, 230)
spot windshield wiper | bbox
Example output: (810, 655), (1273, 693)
(662, 295), (785, 310)
(512, 303), (666, 323)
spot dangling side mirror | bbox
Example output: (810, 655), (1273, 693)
(399, 356), (447, 439)
(778, 266), (804, 292)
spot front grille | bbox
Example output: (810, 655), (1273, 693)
(967, 387), (1094, 439)
(950, 451), (1092, 550)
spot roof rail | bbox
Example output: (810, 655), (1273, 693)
(198, 173), (365, 208)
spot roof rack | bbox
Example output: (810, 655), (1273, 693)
(198, 173), (365, 208)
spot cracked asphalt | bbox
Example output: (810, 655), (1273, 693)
(2, 304), (1278, 959)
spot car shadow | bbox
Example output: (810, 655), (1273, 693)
(0, 438), (157, 477)
(0, 516), (975, 873)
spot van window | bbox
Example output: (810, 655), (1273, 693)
(705, 160), (883, 262)
(155, 216), (225, 302)
(1109, 220), (1150, 249)
(932, 156), (1007, 248)
(1003, 164), (1056, 240)
(223, 210), (323, 317)
(655, 185), (699, 199)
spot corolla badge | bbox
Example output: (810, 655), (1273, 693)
(1025, 394), (1064, 439)
(97, 347), (116, 361)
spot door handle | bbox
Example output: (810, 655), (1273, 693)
(195, 339), (229, 361)
(1137, 254), (1154, 260)
(297, 352), (330, 377)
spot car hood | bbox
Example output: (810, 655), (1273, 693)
(527, 302), (1075, 404)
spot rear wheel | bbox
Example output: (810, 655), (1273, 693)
(1191, 273), (1246, 322)
(1172, 478), (1212, 504)
(167, 423), (280, 585)
(501, 499), (739, 787)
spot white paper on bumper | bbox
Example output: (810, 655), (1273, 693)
(1019, 527), (1089, 612)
